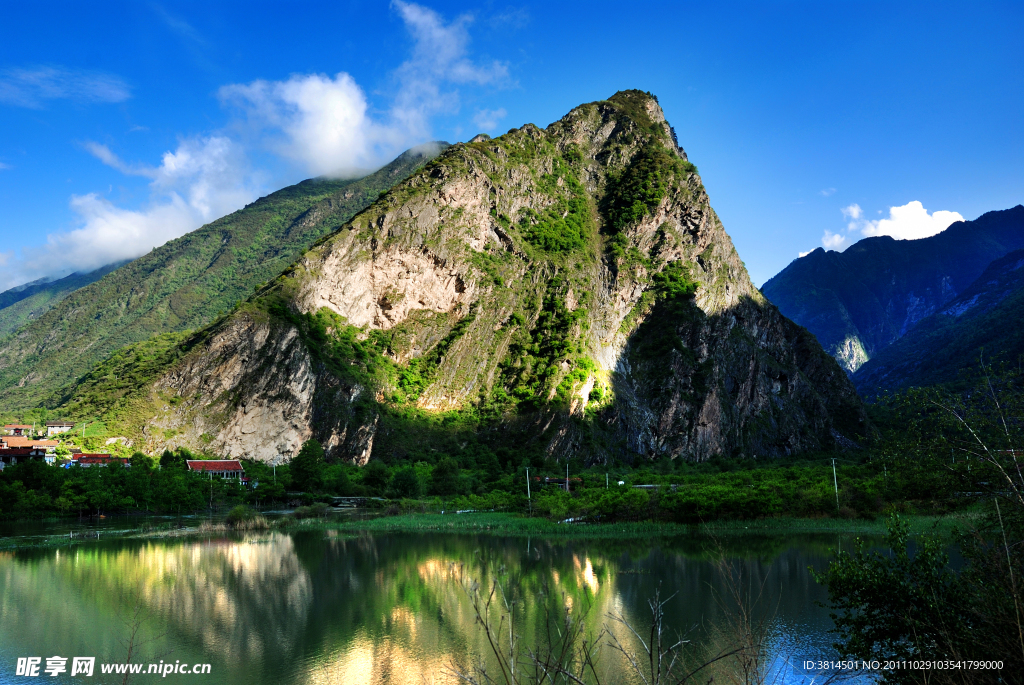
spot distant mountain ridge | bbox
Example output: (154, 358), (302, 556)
(853, 247), (1024, 396)
(761, 205), (1024, 373)
(0, 144), (447, 410)
(0, 262), (125, 338)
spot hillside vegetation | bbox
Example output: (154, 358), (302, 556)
(0, 144), (446, 410)
(42, 90), (865, 465)
(0, 262), (124, 337)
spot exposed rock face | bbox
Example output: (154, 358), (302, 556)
(762, 205), (1024, 373)
(142, 313), (376, 464)
(123, 90), (867, 463)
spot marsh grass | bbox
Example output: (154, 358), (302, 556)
(328, 511), (976, 540)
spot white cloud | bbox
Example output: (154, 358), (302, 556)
(860, 200), (964, 241)
(822, 230), (848, 251)
(219, 72), (399, 178)
(84, 142), (157, 178)
(819, 187), (836, 197)
(0, 136), (258, 291)
(219, 1), (509, 177)
(5, 2), (508, 289)
(818, 200), (963, 253)
(841, 203), (862, 220)
(0, 66), (130, 108)
(0, 161), (10, 171)
(473, 107), (507, 131)
(798, 250), (814, 258)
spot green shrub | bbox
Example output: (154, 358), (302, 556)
(390, 465), (423, 499)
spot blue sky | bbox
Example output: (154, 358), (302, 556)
(0, 1), (1021, 290)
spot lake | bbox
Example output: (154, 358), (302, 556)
(0, 518), (877, 684)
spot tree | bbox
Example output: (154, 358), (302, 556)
(325, 465), (352, 496)
(362, 460), (390, 495)
(159, 449), (185, 470)
(431, 457), (460, 496)
(129, 452), (154, 471)
(818, 363), (1024, 683)
(291, 439), (326, 492)
(390, 465), (422, 498)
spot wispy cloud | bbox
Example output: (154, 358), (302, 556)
(473, 107), (507, 131)
(84, 142), (157, 178)
(818, 200), (963, 252)
(0, 66), (130, 108)
(150, 3), (207, 47)
(489, 7), (530, 29)
(0, 136), (259, 291)
(819, 187), (836, 197)
(0, 161), (10, 171)
(219, 1), (510, 177)
(5, 2), (510, 290)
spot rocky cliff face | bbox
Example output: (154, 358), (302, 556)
(107, 91), (867, 463)
(762, 205), (1024, 373)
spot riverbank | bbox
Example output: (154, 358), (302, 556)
(0, 508), (985, 550)
(327, 510), (982, 537)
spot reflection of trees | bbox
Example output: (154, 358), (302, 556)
(0, 531), (862, 685)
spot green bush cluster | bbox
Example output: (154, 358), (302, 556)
(516, 157), (594, 255)
(495, 281), (589, 410)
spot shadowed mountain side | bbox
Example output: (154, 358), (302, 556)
(0, 144), (447, 410)
(0, 262), (126, 337)
(44, 91), (866, 464)
(854, 249), (1024, 398)
(610, 294), (865, 461)
(761, 205), (1024, 373)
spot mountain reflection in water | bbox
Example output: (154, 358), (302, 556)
(0, 529), (875, 684)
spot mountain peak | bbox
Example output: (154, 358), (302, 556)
(50, 94), (865, 465)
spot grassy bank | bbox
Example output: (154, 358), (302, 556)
(0, 510), (980, 551)
(315, 510), (979, 539)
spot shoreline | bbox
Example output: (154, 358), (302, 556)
(0, 510), (982, 550)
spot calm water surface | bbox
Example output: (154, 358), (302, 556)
(0, 521), (877, 684)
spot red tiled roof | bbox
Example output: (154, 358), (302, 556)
(186, 460), (244, 472)
(2, 437), (58, 447)
(4, 424), (31, 429)
(76, 454), (124, 464)
(0, 447), (43, 456)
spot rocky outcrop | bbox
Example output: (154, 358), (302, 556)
(140, 312), (376, 463)
(116, 90), (867, 463)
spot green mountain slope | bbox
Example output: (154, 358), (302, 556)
(0, 262), (125, 337)
(0, 144), (446, 410)
(761, 205), (1024, 373)
(51, 91), (867, 464)
(853, 249), (1024, 397)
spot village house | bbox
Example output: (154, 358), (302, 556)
(0, 446), (48, 469)
(186, 459), (245, 479)
(1, 436), (59, 453)
(45, 421), (75, 437)
(72, 454), (127, 468)
(3, 424), (32, 436)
